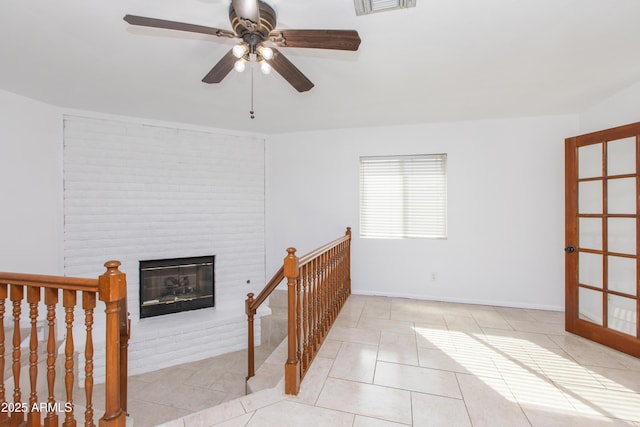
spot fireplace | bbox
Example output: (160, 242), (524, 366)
(139, 256), (215, 318)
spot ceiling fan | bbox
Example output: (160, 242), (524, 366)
(123, 0), (362, 92)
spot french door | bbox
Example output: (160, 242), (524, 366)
(565, 122), (640, 358)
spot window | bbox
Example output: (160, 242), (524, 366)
(359, 154), (447, 239)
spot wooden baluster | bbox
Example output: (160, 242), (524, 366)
(44, 288), (59, 427)
(308, 262), (313, 352)
(284, 248), (300, 395)
(328, 251), (333, 329)
(98, 260), (127, 427)
(324, 252), (330, 329)
(322, 253), (329, 336)
(346, 227), (352, 296)
(340, 243), (347, 305)
(315, 258), (324, 346)
(335, 248), (340, 315)
(330, 248), (336, 323)
(311, 259), (319, 350)
(324, 252), (330, 330)
(317, 257), (323, 346)
(27, 287), (41, 427)
(336, 243), (344, 314)
(306, 265), (313, 366)
(302, 265), (309, 370)
(335, 247), (340, 314)
(245, 293), (255, 382)
(331, 249), (336, 323)
(345, 237), (351, 301)
(336, 245), (342, 309)
(341, 242), (346, 304)
(306, 264), (313, 357)
(327, 250), (333, 325)
(336, 246), (342, 309)
(311, 264), (317, 362)
(11, 284), (24, 425)
(338, 246), (343, 308)
(83, 292), (96, 427)
(316, 256), (323, 340)
(63, 289), (77, 427)
(295, 275), (302, 378)
(118, 301), (129, 416)
(0, 284), (7, 426)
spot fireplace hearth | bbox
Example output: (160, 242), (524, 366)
(139, 256), (215, 318)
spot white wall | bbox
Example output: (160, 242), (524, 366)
(267, 115), (579, 310)
(579, 81), (640, 133)
(0, 89), (63, 274)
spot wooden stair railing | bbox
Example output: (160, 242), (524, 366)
(245, 227), (351, 395)
(0, 260), (130, 427)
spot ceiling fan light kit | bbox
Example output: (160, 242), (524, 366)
(123, 0), (361, 95)
(354, 0), (416, 16)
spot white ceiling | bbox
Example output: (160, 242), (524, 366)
(2, 0), (640, 134)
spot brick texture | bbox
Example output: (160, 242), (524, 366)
(63, 115), (265, 378)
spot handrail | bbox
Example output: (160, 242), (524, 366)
(245, 266), (284, 380)
(0, 272), (99, 291)
(245, 227), (352, 394)
(298, 234), (351, 266)
(246, 266), (284, 314)
(0, 261), (129, 426)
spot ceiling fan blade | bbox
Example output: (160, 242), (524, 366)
(269, 48), (314, 93)
(202, 50), (237, 84)
(124, 15), (236, 38)
(269, 29), (361, 51)
(231, 0), (261, 32)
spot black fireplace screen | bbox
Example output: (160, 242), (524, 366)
(139, 256), (215, 318)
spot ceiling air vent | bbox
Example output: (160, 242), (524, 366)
(354, 0), (416, 16)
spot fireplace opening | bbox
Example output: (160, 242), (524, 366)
(139, 255), (215, 318)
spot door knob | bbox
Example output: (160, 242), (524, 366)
(564, 246), (575, 253)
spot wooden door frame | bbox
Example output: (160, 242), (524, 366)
(565, 121), (640, 358)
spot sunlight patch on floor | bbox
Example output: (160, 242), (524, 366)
(414, 326), (640, 422)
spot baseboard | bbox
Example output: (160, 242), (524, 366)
(350, 290), (564, 312)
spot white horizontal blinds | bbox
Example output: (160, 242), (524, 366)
(360, 154), (447, 239)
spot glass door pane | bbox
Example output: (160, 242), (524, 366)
(607, 137), (636, 176)
(607, 256), (637, 296)
(579, 287), (603, 325)
(578, 181), (602, 214)
(608, 178), (636, 214)
(607, 294), (637, 336)
(579, 144), (602, 178)
(608, 218), (636, 255)
(579, 218), (602, 250)
(579, 253), (603, 288)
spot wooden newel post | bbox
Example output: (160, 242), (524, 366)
(283, 248), (300, 395)
(245, 293), (255, 382)
(98, 261), (127, 427)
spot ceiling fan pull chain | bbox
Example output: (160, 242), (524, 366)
(250, 65), (255, 119)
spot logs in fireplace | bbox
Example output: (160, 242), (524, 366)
(139, 256), (215, 318)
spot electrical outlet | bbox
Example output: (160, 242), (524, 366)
(430, 272), (437, 282)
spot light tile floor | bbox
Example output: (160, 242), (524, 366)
(125, 343), (276, 427)
(138, 295), (640, 426)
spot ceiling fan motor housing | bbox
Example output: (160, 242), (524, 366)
(229, 0), (276, 42)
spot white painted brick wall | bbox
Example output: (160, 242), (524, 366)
(62, 115), (266, 379)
